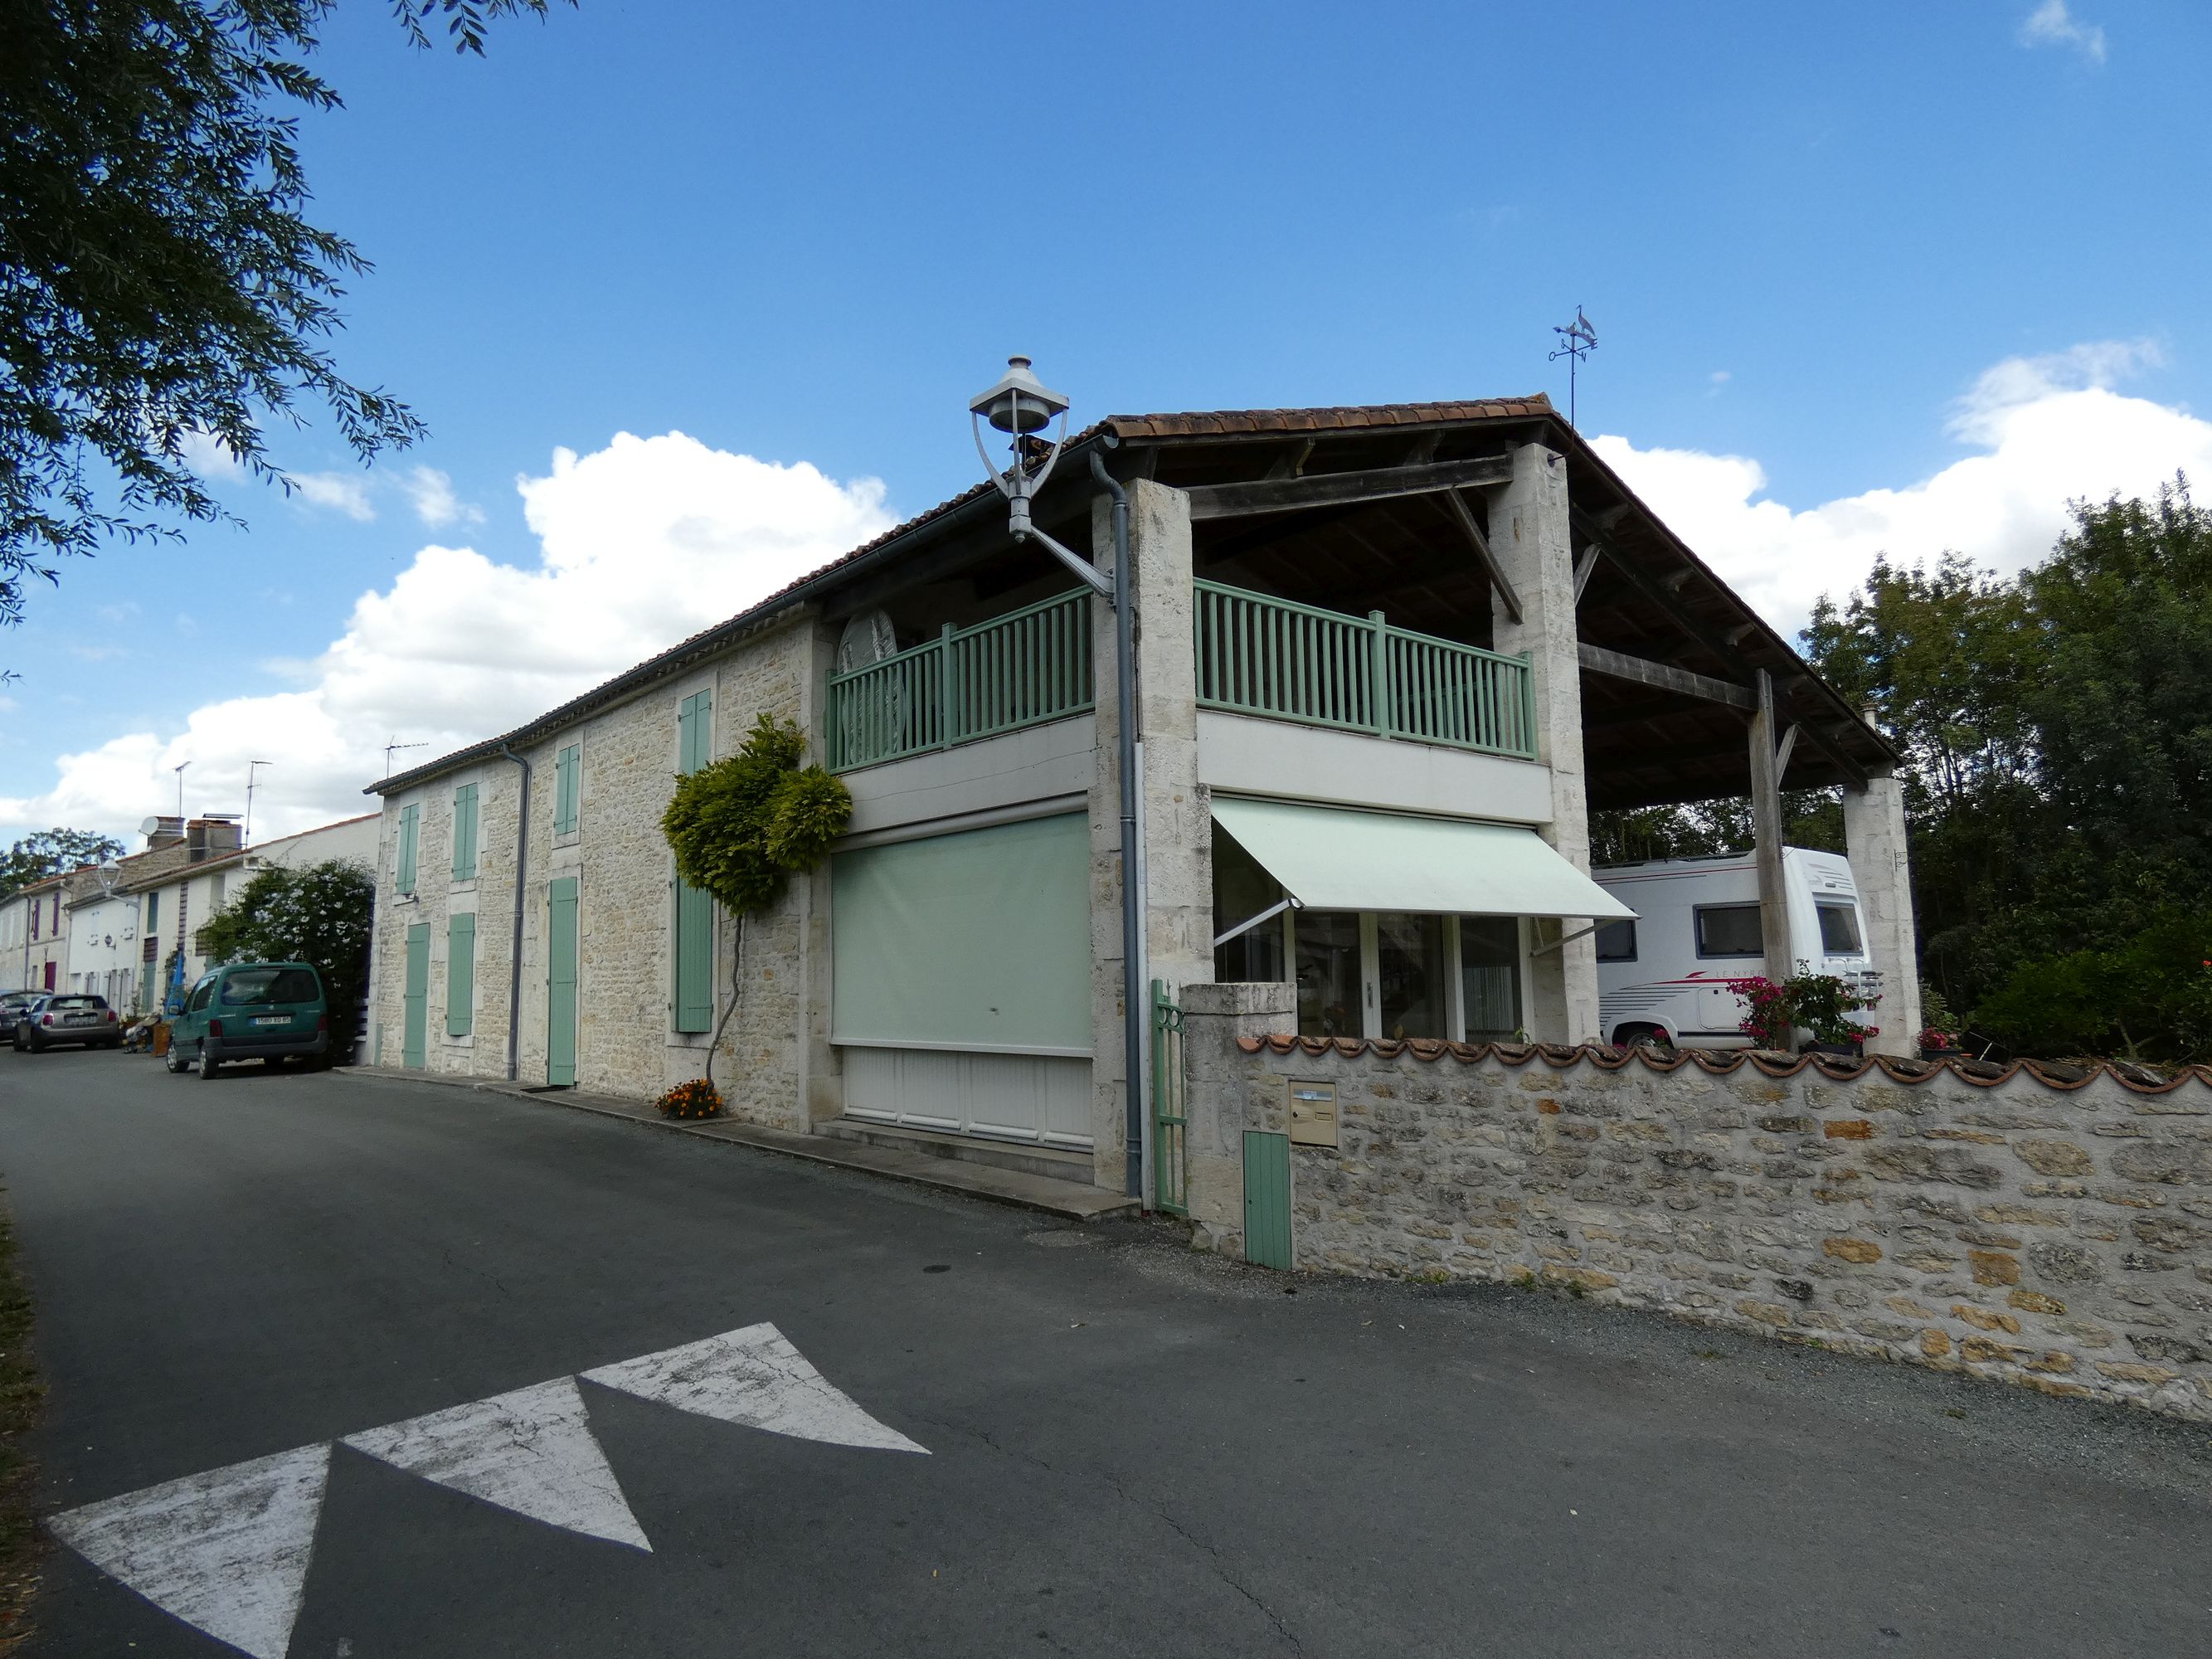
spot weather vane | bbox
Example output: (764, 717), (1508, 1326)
(1548, 305), (1598, 431)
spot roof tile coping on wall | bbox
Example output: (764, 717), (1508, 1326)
(1232, 1034), (2212, 1096)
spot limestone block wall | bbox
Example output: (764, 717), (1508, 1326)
(1179, 983), (2212, 1421)
(367, 611), (828, 1130)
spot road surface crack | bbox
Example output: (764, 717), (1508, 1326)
(1096, 1469), (1302, 1653)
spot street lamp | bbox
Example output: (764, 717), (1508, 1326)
(967, 356), (1144, 1203)
(969, 357), (1111, 601)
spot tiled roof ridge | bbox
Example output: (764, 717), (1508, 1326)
(1105, 397), (1554, 438)
(1232, 1034), (2212, 1096)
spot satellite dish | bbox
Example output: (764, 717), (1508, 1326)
(139, 817), (162, 837)
(835, 610), (899, 675)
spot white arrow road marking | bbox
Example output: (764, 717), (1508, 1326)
(343, 1375), (651, 1551)
(582, 1322), (928, 1454)
(48, 1442), (332, 1659)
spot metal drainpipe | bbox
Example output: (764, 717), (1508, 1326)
(498, 744), (532, 1082)
(1090, 451), (1145, 1204)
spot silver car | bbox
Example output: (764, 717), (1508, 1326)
(13, 993), (122, 1052)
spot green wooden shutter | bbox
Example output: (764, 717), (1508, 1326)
(402, 922), (430, 1067)
(445, 912), (475, 1036)
(452, 784), (479, 880)
(671, 691), (716, 1033)
(554, 744), (580, 835)
(1242, 1131), (1292, 1269)
(396, 805), (419, 894)
(547, 878), (579, 1086)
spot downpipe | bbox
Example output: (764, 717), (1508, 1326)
(498, 743), (532, 1082)
(1089, 451), (1145, 1204)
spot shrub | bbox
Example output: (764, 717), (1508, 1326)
(655, 1078), (722, 1120)
(1971, 911), (2212, 1062)
(1728, 968), (1881, 1050)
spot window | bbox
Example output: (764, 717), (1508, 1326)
(1461, 917), (1523, 1039)
(554, 743), (581, 836)
(452, 783), (479, 881)
(146, 891), (160, 932)
(188, 978), (216, 1013)
(27, 899), (36, 941)
(445, 913), (475, 1035)
(1694, 902), (1764, 959)
(1816, 899), (1864, 956)
(1376, 912), (1447, 1039)
(1293, 912), (1362, 1039)
(211, 871), (227, 909)
(1595, 919), (1638, 962)
(220, 967), (320, 1006)
(1211, 825), (1287, 985)
(396, 803), (420, 894)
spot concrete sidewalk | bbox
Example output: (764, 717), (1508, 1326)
(333, 1065), (1139, 1222)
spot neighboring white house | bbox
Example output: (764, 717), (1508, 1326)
(122, 813), (378, 1011)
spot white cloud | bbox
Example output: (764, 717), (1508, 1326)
(291, 470), (377, 522)
(2, 432), (893, 844)
(2020, 1), (2107, 63)
(1591, 338), (2211, 634)
(401, 465), (484, 528)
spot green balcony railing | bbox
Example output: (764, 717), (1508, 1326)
(1194, 579), (1536, 759)
(825, 588), (1095, 771)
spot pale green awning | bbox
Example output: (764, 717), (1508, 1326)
(1211, 796), (1635, 921)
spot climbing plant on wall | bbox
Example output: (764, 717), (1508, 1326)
(660, 714), (851, 1097)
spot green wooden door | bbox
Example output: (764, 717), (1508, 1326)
(401, 923), (430, 1068)
(547, 877), (578, 1087)
(1243, 1130), (1292, 1269)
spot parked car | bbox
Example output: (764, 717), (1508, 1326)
(14, 993), (122, 1052)
(165, 962), (329, 1079)
(0, 990), (41, 1038)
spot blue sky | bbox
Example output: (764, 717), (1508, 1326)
(6, 0), (2210, 841)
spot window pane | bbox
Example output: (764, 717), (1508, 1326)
(1595, 919), (1637, 962)
(1292, 911), (1360, 1039)
(1695, 903), (1763, 958)
(1461, 917), (1523, 1039)
(1376, 912), (1446, 1039)
(1211, 825), (1286, 985)
(1816, 900), (1864, 955)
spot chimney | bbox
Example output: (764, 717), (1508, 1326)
(186, 817), (242, 864)
(145, 815), (185, 852)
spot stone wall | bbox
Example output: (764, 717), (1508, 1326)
(1180, 981), (2212, 1421)
(367, 610), (827, 1130)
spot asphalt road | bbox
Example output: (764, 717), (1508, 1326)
(1, 1050), (2208, 1658)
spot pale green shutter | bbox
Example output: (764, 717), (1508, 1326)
(830, 813), (1091, 1052)
(445, 912), (475, 1036)
(452, 784), (479, 880)
(547, 878), (579, 1084)
(554, 744), (580, 835)
(402, 922), (429, 1066)
(396, 805), (419, 894)
(671, 691), (716, 1032)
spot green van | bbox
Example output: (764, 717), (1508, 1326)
(165, 962), (330, 1080)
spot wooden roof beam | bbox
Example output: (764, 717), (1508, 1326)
(1578, 643), (1757, 710)
(1184, 453), (1514, 520)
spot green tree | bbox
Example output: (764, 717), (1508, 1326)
(0, 827), (124, 900)
(0, 1), (571, 628)
(195, 857), (373, 1055)
(661, 715), (850, 1098)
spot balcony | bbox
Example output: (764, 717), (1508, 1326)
(826, 589), (1094, 771)
(1194, 581), (1535, 759)
(825, 580), (1538, 772)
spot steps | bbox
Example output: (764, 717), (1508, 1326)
(815, 1118), (1095, 1185)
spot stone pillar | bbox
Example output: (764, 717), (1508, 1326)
(1485, 444), (1599, 1043)
(1087, 479), (1211, 1192)
(1179, 980), (1296, 1252)
(799, 616), (844, 1125)
(1842, 770), (1922, 1058)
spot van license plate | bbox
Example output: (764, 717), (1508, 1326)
(254, 1015), (289, 1027)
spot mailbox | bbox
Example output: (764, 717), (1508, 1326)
(1286, 1079), (1338, 1147)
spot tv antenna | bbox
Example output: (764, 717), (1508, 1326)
(1548, 305), (1598, 431)
(173, 760), (191, 820)
(244, 760), (274, 844)
(383, 737), (427, 779)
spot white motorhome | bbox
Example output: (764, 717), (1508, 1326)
(1592, 847), (1881, 1048)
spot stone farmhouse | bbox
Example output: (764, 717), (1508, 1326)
(365, 395), (1913, 1207)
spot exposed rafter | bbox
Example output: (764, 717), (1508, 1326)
(1184, 453), (1514, 520)
(1578, 643), (1757, 710)
(1440, 489), (1523, 625)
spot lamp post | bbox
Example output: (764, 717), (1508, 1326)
(969, 357), (1145, 1203)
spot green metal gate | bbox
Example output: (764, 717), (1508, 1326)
(1150, 980), (1187, 1216)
